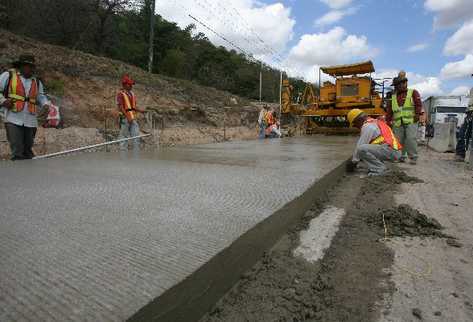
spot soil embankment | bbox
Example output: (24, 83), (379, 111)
(0, 29), (269, 158)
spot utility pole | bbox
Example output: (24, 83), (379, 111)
(147, 0), (156, 73)
(259, 62), (262, 103)
(279, 71), (283, 123)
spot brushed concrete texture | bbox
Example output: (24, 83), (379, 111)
(0, 136), (354, 322)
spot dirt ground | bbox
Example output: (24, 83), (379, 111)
(0, 124), (260, 159)
(200, 148), (473, 322)
(379, 148), (473, 322)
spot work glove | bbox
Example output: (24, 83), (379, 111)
(2, 99), (13, 110)
(346, 160), (358, 173)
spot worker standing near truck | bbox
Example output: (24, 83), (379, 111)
(346, 109), (402, 176)
(455, 86), (473, 162)
(386, 71), (423, 164)
(0, 54), (50, 160)
(116, 74), (145, 151)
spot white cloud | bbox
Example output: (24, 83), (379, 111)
(320, 0), (353, 9)
(441, 54), (473, 79)
(411, 76), (443, 98)
(450, 85), (471, 96)
(155, 0), (295, 60)
(374, 69), (444, 98)
(287, 27), (372, 71)
(406, 43), (429, 53)
(424, 0), (473, 29)
(372, 69), (399, 81)
(315, 7), (358, 27)
(444, 20), (473, 56)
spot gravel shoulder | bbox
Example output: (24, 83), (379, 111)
(379, 148), (473, 322)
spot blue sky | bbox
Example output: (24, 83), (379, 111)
(157, 0), (473, 97)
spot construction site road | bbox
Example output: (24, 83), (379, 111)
(0, 136), (354, 322)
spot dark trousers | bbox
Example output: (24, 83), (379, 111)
(456, 115), (472, 158)
(5, 123), (37, 160)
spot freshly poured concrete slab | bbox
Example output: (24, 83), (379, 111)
(0, 136), (354, 322)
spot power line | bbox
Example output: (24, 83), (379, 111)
(168, 0), (307, 81)
(198, 0), (269, 58)
(188, 14), (253, 60)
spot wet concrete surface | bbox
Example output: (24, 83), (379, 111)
(0, 136), (354, 321)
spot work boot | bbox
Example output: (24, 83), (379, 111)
(455, 154), (465, 162)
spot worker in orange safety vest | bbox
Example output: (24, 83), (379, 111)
(346, 108), (403, 176)
(116, 74), (145, 151)
(0, 54), (51, 160)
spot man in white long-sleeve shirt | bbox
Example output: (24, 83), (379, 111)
(0, 54), (50, 160)
(346, 109), (402, 176)
(257, 104), (269, 139)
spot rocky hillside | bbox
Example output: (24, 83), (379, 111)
(0, 29), (266, 157)
(0, 29), (257, 127)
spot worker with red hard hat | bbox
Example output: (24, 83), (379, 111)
(116, 74), (145, 151)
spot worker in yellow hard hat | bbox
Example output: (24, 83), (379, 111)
(346, 109), (403, 176)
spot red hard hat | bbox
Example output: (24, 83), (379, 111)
(121, 74), (135, 86)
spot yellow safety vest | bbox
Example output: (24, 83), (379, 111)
(392, 89), (415, 127)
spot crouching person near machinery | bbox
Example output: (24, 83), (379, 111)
(116, 74), (145, 151)
(265, 107), (282, 138)
(346, 109), (402, 176)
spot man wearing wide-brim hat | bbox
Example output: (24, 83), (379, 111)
(0, 54), (51, 160)
(386, 71), (423, 164)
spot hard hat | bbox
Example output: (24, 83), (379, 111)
(121, 74), (135, 86)
(347, 109), (364, 126)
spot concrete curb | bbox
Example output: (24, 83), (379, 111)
(128, 160), (348, 322)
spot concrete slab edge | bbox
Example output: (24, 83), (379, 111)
(127, 159), (349, 322)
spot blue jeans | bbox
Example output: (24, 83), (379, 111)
(119, 119), (140, 151)
(456, 115), (472, 158)
(393, 123), (418, 160)
(258, 123), (266, 139)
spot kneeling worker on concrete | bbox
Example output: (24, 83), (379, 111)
(346, 109), (402, 176)
(0, 54), (51, 160)
(116, 74), (145, 151)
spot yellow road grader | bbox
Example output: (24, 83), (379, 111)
(281, 61), (390, 133)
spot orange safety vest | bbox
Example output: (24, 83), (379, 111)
(118, 90), (137, 122)
(7, 69), (38, 114)
(265, 111), (275, 126)
(366, 118), (402, 151)
(264, 112), (278, 135)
